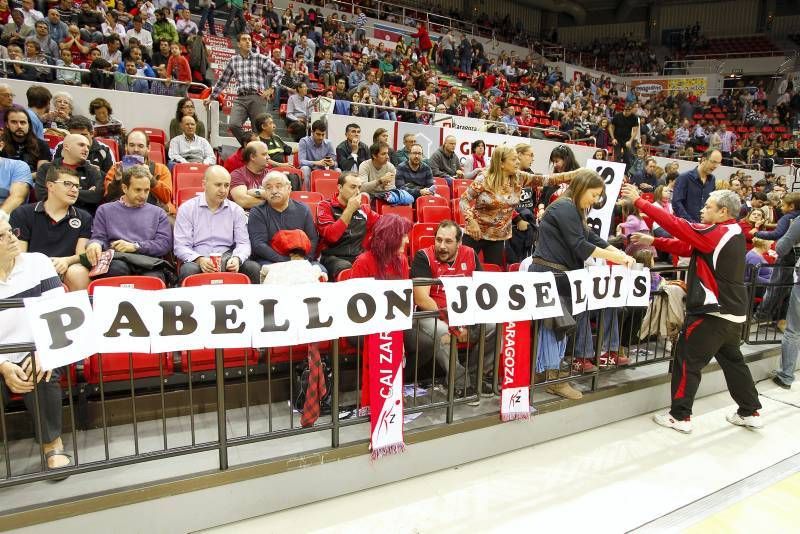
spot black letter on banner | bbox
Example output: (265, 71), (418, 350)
(572, 279), (586, 305)
(259, 299), (289, 332)
(39, 307), (84, 350)
(304, 297), (334, 328)
(475, 283), (497, 310)
(632, 275), (647, 297)
(384, 288), (413, 320)
(347, 293), (376, 323)
(592, 274), (611, 300)
(211, 300), (245, 334)
(508, 284), (526, 311)
(533, 282), (556, 308)
(104, 301), (150, 338)
(159, 301), (198, 336)
(451, 285), (469, 313)
(611, 274), (625, 298)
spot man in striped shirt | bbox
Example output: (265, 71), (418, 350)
(204, 33), (282, 147)
(0, 211), (72, 472)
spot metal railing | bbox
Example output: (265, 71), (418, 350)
(0, 265), (781, 495)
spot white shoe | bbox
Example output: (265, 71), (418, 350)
(653, 412), (693, 433)
(726, 411), (764, 429)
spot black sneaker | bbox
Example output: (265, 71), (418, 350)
(773, 376), (791, 390)
(480, 380), (495, 397)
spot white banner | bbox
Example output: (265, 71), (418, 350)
(565, 269), (590, 314)
(626, 268), (652, 307)
(24, 291), (97, 371)
(585, 158), (626, 241)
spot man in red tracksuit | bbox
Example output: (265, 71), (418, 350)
(621, 184), (763, 433)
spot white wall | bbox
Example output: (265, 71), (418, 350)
(658, 0), (760, 37)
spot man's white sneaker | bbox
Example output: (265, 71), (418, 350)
(653, 412), (693, 433)
(726, 411), (764, 429)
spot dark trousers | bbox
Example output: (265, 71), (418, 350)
(179, 258), (262, 284)
(1, 364), (63, 444)
(320, 254), (356, 281)
(199, 4), (217, 35)
(462, 236), (504, 266)
(614, 142), (635, 172)
(669, 314), (761, 420)
(102, 259), (165, 282)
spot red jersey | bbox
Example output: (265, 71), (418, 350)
(421, 244), (477, 309)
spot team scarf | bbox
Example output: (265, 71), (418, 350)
(366, 331), (405, 459)
(500, 321), (532, 422)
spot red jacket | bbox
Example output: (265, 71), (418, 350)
(316, 196), (380, 256)
(167, 54), (192, 83)
(411, 24), (432, 51)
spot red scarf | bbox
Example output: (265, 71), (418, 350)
(500, 321), (532, 421)
(473, 154), (486, 169)
(366, 331), (405, 458)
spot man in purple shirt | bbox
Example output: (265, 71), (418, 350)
(85, 165), (172, 281)
(174, 165), (260, 283)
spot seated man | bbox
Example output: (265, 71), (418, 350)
(358, 142), (396, 199)
(230, 141), (276, 210)
(0, 154), (33, 215)
(630, 156), (658, 192)
(409, 220), (495, 395)
(55, 115), (114, 174)
(429, 135), (464, 185)
(0, 211), (72, 472)
(35, 133), (103, 214)
(317, 172), (380, 280)
(248, 170), (318, 266)
(174, 165), (261, 283)
(104, 130), (174, 215)
(254, 114), (294, 166)
(285, 82), (311, 140)
(0, 106), (51, 173)
(298, 119), (337, 190)
(395, 143), (434, 199)
(11, 166), (91, 290)
(168, 116), (216, 166)
(335, 123), (369, 173)
(85, 165), (172, 280)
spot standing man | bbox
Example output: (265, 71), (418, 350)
(10, 166), (91, 290)
(409, 220), (494, 395)
(718, 123), (737, 163)
(173, 165), (260, 283)
(609, 103), (639, 171)
(34, 133), (103, 214)
(622, 185), (762, 432)
(205, 32), (281, 147)
(429, 135), (463, 185)
(316, 172), (380, 280)
(672, 148), (721, 223)
(395, 143), (434, 199)
(772, 218), (800, 389)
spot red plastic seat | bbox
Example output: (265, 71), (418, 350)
(176, 186), (203, 206)
(482, 263), (503, 272)
(337, 268), (353, 281)
(290, 191), (324, 204)
(84, 276), (173, 384)
(381, 204), (413, 222)
(173, 163), (209, 191)
(410, 222), (437, 257)
(180, 272), (258, 372)
(418, 204), (451, 223)
(96, 137), (119, 160)
(312, 177), (338, 198)
(132, 127), (166, 145)
(415, 195), (449, 213)
(310, 169), (340, 190)
(149, 142), (166, 164)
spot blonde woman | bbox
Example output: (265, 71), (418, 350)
(459, 145), (576, 265)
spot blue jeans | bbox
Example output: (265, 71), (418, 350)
(575, 310), (620, 357)
(460, 56), (471, 74)
(224, 6), (245, 36)
(199, 4), (217, 35)
(777, 283), (800, 385)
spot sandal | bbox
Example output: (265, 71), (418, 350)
(44, 449), (73, 482)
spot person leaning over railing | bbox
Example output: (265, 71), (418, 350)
(460, 145), (577, 267)
(528, 170), (635, 399)
(0, 210), (73, 473)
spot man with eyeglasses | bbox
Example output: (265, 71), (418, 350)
(10, 165), (91, 290)
(395, 144), (434, 200)
(0, 210), (73, 474)
(34, 133), (102, 215)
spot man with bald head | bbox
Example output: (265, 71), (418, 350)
(230, 140), (272, 210)
(168, 115), (216, 166)
(428, 135), (463, 185)
(104, 130), (174, 215)
(173, 165), (260, 283)
(35, 133), (103, 214)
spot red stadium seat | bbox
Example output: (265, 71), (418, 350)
(84, 276), (173, 384)
(311, 169), (340, 191)
(96, 138), (119, 160)
(312, 177), (338, 199)
(173, 163), (209, 191)
(290, 191), (324, 204)
(380, 204), (413, 222)
(176, 187), (203, 206)
(337, 268), (353, 281)
(415, 195), (449, 213)
(507, 263), (521, 272)
(132, 127), (166, 145)
(149, 142), (166, 164)
(180, 273), (258, 372)
(419, 205), (451, 223)
(482, 263), (503, 272)
(410, 223), (437, 257)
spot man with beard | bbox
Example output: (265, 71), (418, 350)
(11, 166), (91, 290)
(34, 133), (102, 214)
(0, 107), (51, 173)
(408, 220), (495, 396)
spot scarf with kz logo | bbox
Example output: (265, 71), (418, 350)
(366, 330), (405, 458)
(500, 321), (532, 421)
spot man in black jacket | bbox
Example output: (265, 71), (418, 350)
(54, 115), (114, 174)
(623, 185), (763, 434)
(34, 133), (103, 214)
(335, 123), (369, 173)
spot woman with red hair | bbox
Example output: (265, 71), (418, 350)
(351, 214), (413, 280)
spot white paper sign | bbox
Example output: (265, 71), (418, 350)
(440, 276), (476, 327)
(248, 284), (301, 349)
(626, 268), (652, 307)
(525, 271), (564, 321)
(565, 269), (590, 315)
(150, 287), (213, 353)
(198, 285), (254, 349)
(24, 290), (97, 371)
(585, 159), (626, 240)
(92, 286), (157, 354)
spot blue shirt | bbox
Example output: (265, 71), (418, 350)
(298, 136), (336, 170)
(671, 168), (716, 223)
(27, 109), (44, 140)
(0, 157), (34, 204)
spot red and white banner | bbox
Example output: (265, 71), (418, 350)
(500, 321), (532, 422)
(366, 331), (405, 459)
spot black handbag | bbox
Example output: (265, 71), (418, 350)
(292, 358), (333, 415)
(544, 295), (577, 338)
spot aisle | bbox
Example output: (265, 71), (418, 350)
(201, 377), (800, 534)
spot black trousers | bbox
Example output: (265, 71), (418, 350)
(320, 254), (357, 281)
(1, 364), (63, 444)
(462, 236), (504, 266)
(669, 314), (761, 420)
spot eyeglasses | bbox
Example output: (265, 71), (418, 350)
(0, 228), (20, 243)
(410, 152), (423, 155)
(55, 180), (80, 190)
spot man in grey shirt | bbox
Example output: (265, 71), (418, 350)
(358, 142), (396, 198)
(428, 135), (463, 185)
(772, 217), (800, 389)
